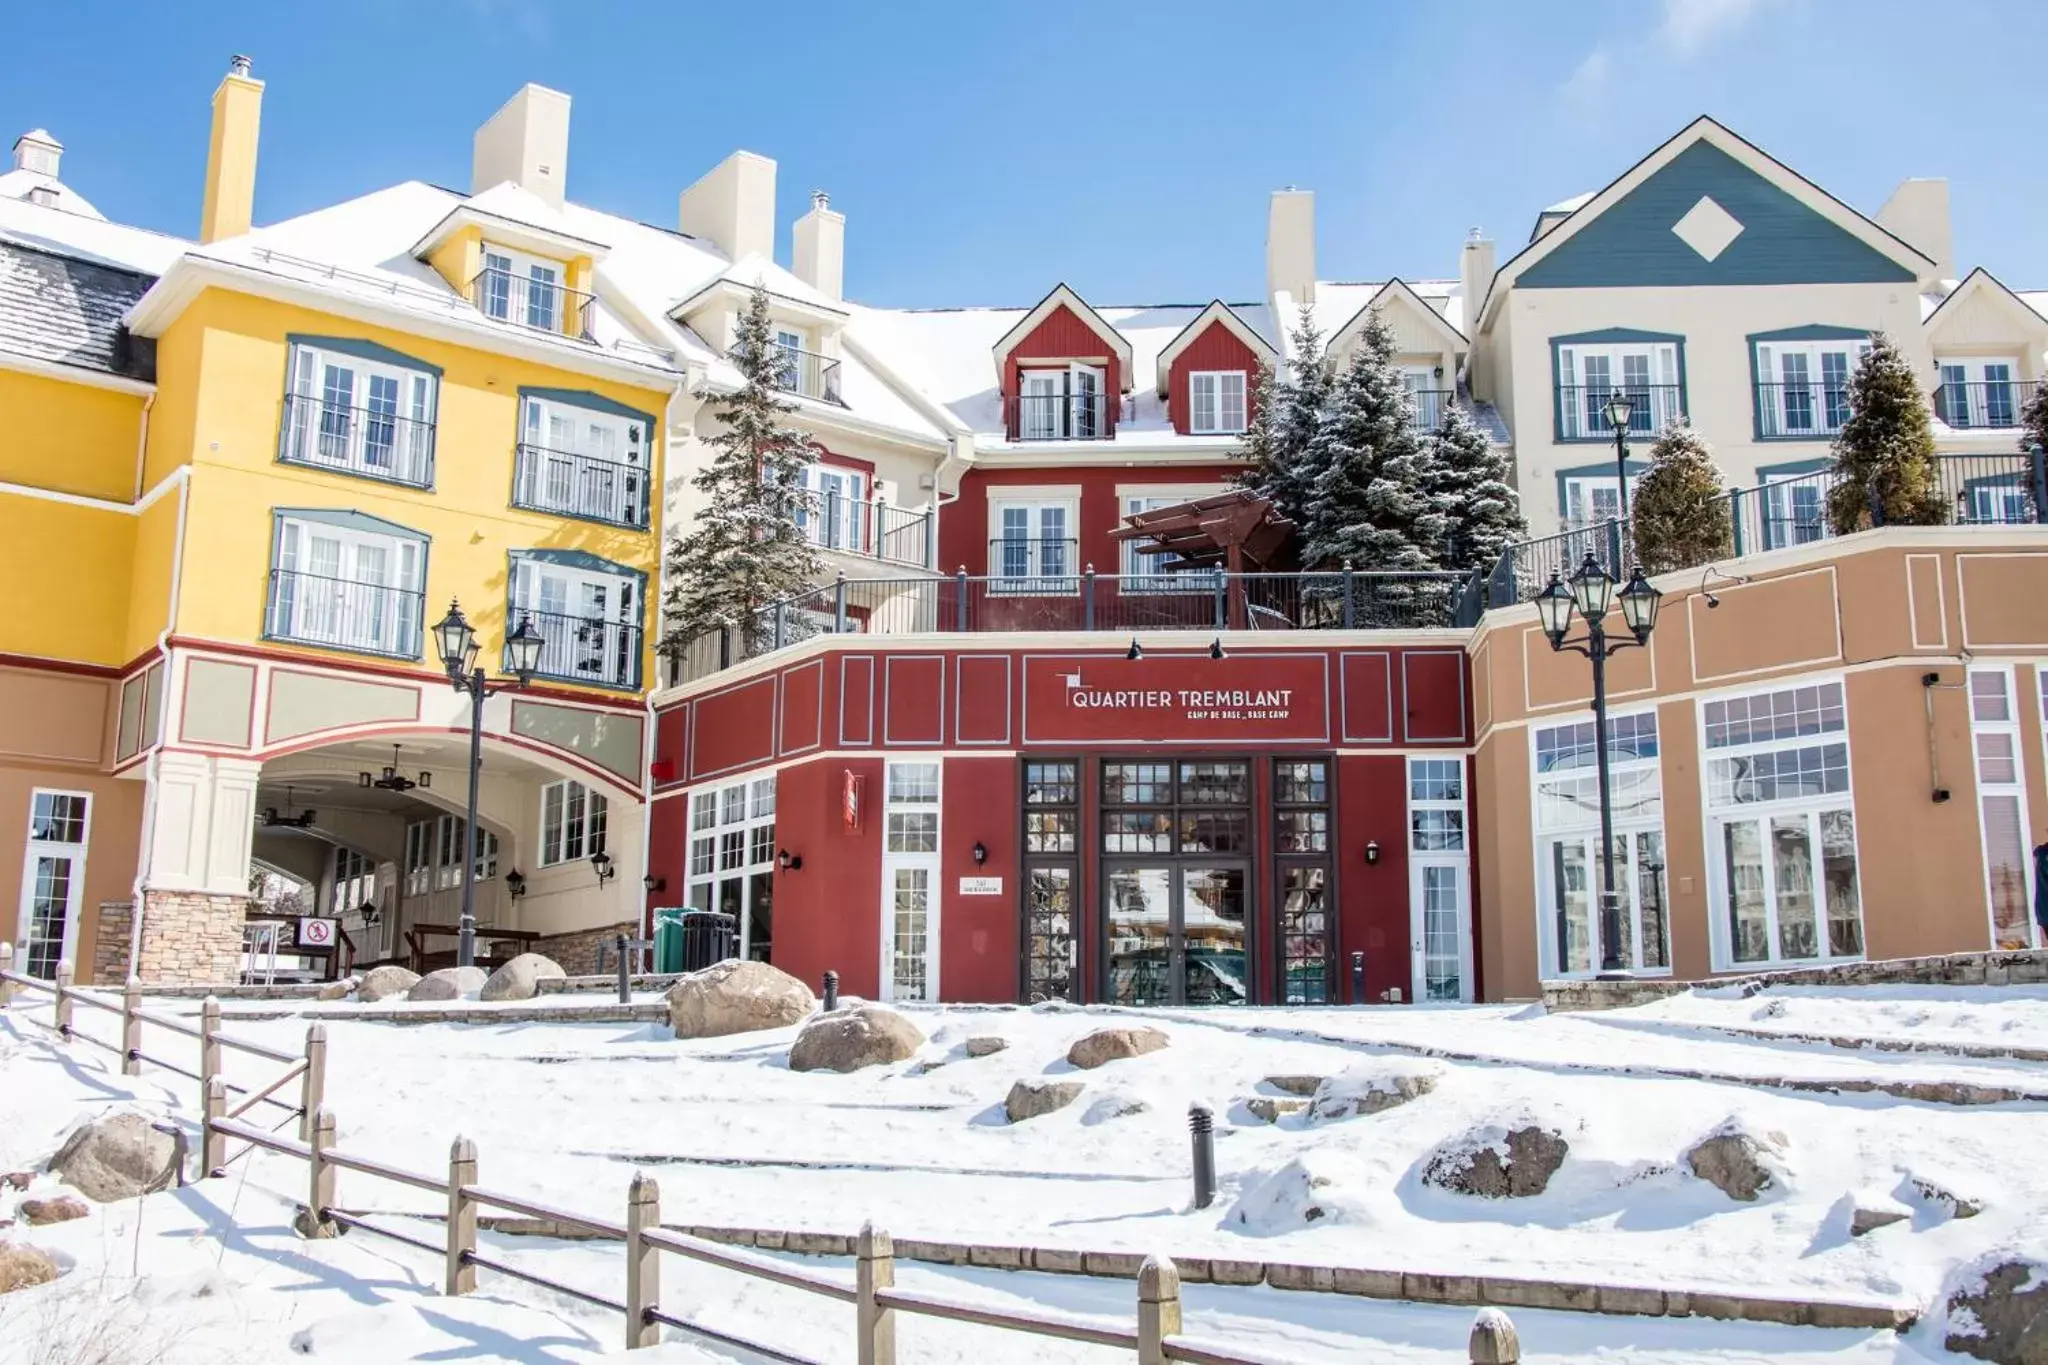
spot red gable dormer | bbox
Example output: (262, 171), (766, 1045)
(1156, 300), (1278, 437)
(993, 284), (1133, 441)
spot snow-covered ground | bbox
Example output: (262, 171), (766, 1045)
(7, 982), (2047, 1362)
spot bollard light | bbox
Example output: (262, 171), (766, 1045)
(1188, 1104), (1216, 1209)
(822, 970), (840, 1012)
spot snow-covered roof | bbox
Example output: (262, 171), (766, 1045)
(1269, 280), (1461, 367)
(1545, 192), (1595, 215)
(0, 189), (186, 276)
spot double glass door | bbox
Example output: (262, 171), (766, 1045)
(1104, 862), (1248, 1007)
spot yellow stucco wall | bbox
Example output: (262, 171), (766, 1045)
(0, 368), (144, 502)
(425, 224), (484, 300)
(155, 288), (669, 693)
(122, 489), (183, 664)
(0, 489), (136, 667)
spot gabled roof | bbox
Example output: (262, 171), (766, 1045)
(1328, 278), (1467, 358)
(410, 181), (611, 263)
(1152, 299), (1277, 394)
(1923, 266), (2048, 343)
(990, 283), (1134, 381)
(1476, 116), (1936, 334)
(670, 253), (849, 327)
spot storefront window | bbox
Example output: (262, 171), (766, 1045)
(1532, 714), (1666, 977)
(1022, 760), (1079, 1002)
(686, 774), (776, 961)
(1703, 681), (1862, 968)
(1973, 668), (2035, 950)
(1274, 759), (1332, 1003)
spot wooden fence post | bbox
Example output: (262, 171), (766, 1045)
(1137, 1256), (1181, 1365)
(304, 1107), (337, 1239)
(1469, 1308), (1520, 1364)
(122, 976), (143, 1076)
(202, 1077), (227, 1175)
(446, 1136), (478, 1296)
(54, 961), (73, 1039)
(200, 997), (222, 1089)
(301, 1023), (327, 1141)
(855, 1221), (896, 1365)
(624, 1173), (661, 1350)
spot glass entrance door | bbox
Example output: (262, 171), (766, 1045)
(1024, 865), (1077, 1002)
(1179, 866), (1248, 1005)
(1410, 860), (1471, 1002)
(1103, 863), (1248, 1007)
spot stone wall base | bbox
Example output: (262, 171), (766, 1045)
(92, 902), (135, 985)
(135, 889), (249, 985)
(1544, 949), (2048, 1013)
(532, 921), (638, 977)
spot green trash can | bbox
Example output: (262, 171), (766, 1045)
(652, 907), (686, 974)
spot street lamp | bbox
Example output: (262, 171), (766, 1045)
(1534, 554), (1662, 975)
(1603, 390), (1637, 525)
(433, 600), (544, 970)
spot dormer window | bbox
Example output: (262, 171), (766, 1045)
(479, 243), (570, 333)
(1155, 300), (1277, 439)
(766, 322), (840, 403)
(993, 285), (1132, 443)
(1188, 371), (1248, 435)
(1018, 364), (1105, 441)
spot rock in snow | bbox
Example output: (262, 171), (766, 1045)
(1245, 1097), (1309, 1123)
(1910, 1172), (1986, 1220)
(406, 966), (487, 1002)
(1310, 1059), (1442, 1122)
(355, 965), (419, 1003)
(1262, 1074), (1326, 1097)
(478, 953), (566, 1003)
(1066, 1026), (1169, 1070)
(1005, 1079), (1084, 1122)
(0, 1242), (59, 1294)
(1945, 1257), (2048, 1363)
(667, 959), (815, 1039)
(789, 1004), (922, 1073)
(964, 1035), (1010, 1058)
(1423, 1123), (1569, 1198)
(49, 1113), (179, 1202)
(1684, 1119), (1787, 1202)
(1232, 1152), (1374, 1230)
(19, 1195), (88, 1225)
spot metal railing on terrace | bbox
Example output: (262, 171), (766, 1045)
(771, 345), (843, 404)
(986, 536), (1078, 594)
(802, 492), (933, 569)
(1408, 387), (1454, 433)
(470, 266), (597, 342)
(279, 393), (436, 488)
(515, 607), (642, 689)
(512, 442), (650, 529)
(667, 568), (1468, 684)
(1003, 392), (1124, 442)
(1935, 378), (2043, 431)
(1556, 384), (1683, 440)
(264, 570), (425, 660)
(1756, 380), (1855, 438)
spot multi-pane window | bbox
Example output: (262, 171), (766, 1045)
(1936, 357), (2026, 430)
(1533, 713), (1667, 977)
(540, 780), (608, 867)
(266, 515), (426, 659)
(480, 243), (564, 333)
(1188, 371), (1248, 434)
(1101, 762), (1251, 855)
(516, 394), (650, 529)
(1022, 760), (1079, 1003)
(1274, 759), (1333, 1003)
(687, 775), (776, 960)
(1016, 363), (1105, 440)
(1703, 681), (1862, 967)
(1408, 758), (1471, 1001)
(509, 555), (642, 689)
(884, 762), (941, 1001)
(1119, 491), (1225, 593)
(1408, 759), (1466, 852)
(1971, 669), (2034, 950)
(1755, 339), (1867, 438)
(1556, 341), (1681, 439)
(20, 791), (89, 978)
(330, 846), (376, 919)
(990, 498), (1076, 594)
(281, 341), (436, 487)
(405, 816), (498, 897)
(1024, 760), (1079, 854)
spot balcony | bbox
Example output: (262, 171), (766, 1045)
(1003, 392), (1121, 442)
(800, 492), (933, 569)
(1934, 378), (2042, 431)
(278, 393), (435, 489)
(512, 443), (649, 529)
(515, 607), (642, 690)
(1756, 380), (1854, 439)
(773, 345), (843, 404)
(987, 537), (1079, 595)
(264, 570), (424, 660)
(1557, 385), (1683, 440)
(469, 266), (596, 342)
(1407, 388), (1454, 434)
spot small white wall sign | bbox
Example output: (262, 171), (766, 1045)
(958, 876), (1003, 896)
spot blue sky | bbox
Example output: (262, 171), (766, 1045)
(7, 1), (2044, 308)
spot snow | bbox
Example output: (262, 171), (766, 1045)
(0, 188), (188, 275)
(10, 985), (2048, 1360)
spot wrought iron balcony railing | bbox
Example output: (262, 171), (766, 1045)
(987, 536), (1079, 594)
(265, 570), (424, 660)
(515, 606), (643, 689)
(1407, 388), (1455, 433)
(1003, 392), (1120, 442)
(470, 266), (597, 342)
(1556, 384), (1684, 440)
(800, 492), (934, 569)
(278, 393), (435, 488)
(512, 442), (650, 529)
(1756, 380), (1855, 438)
(1934, 378), (2043, 431)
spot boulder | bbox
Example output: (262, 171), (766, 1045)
(964, 1035), (1010, 1058)
(479, 953), (566, 1003)
(1246, 1097), (1310, 1124)
(1, 1173), (30, 1191)
(667, 960), (815, 1039)
(1684, 1121), (1786, 1202)
(1850, 1204), (1909, 1237)
(49, 1114), (179, 1203)
(1310, 1060), (1441, 1122)
(1066, 1026), (1170, 1070)
(0, 1243), (59, 1294)
(356, 965), (420, 1003)
(1005, 1079), (1084, 1122)
(1911, 1174), (1984, 1220)
(1263, 1074), (1326, 1097)
(1082, 1092), (1149, 1124)
(1424, 1125), (1568, 1199)
(406, 966), (487, 1002)
(315, 978), (356, 1001)
(19, 1195), (88, 1226)
(1946, 1260), (2048, 1363)
(789, 1005), (923, 1073)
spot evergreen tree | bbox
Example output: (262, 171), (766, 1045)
(1301, 309), (1447, 576)
(1629, 418), (1733, 574)
(662, 287), (823, 654)
(1239, 304), (1334, 533)
(1425, 400), (1525, 572)
(1233, 359), (1283, 506)
(2022, 379), (2048, 465)
(1827, 330), (1945, 534)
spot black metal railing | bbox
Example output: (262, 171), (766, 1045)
(265, 570), (424, 659)
(1408, 388), (1455, 433)
(1755, 380), (1855, 439)
(515, 607), (643, 689)
(278, 393), (435, 487)
(1556, 384), (1684, 440)
(512, 443), (649, 529)
(1004, 392), (1119, 442)
(470, 266), (597, 341)
(801, 492), (933, 569)
(987, 537), (1079, 593)
(1934, 378), (2042, 431)
(771, 345), (843, 404)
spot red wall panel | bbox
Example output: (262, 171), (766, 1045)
(840, 654), (875, 746)
(883, 655), (946, 745)
(1340, 651), (1395, 743)
(1003, 304), (1123, 438)
(645, 790), (691, 934)
(689, 675), (778, 781)
(954, 655), (1014, 745)
(940, 756), (1020, 1002)
(652, 704), (690, 789)
(772, 757), (885, 999)
(779, 659), (825, 756)
(1338, 753), (1412, 1003)
(1166, 321), (1262, 434)
(1402, 649), (1470, 743)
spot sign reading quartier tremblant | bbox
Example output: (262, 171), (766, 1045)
(1021, 654), (1331, 744)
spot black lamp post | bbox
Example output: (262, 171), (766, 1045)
(1603, 390), (1637, 527)
(433, 600), (544, 970)
(1534, 554), (1662, 974)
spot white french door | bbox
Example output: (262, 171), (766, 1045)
(285, 346), (434, 483)
(18, 791), (90, 979)
(512, 561), (638, 687)
(1539, 830), (1670, 975)
(1409, 858), (1472, 1002)
(1020, 369), (1063, 440)
(882, 857), (938, 1003)
(798, 465), (866, 552)
(276, 522), (422, 656)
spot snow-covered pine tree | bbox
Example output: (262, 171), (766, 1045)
(1301, 309), (1447, 579)
(1239, 304), (1334, 533)
(1629, 418), (1733, 575)
(1233, 359), (1283, 505)
(662, 286), (824, 655)
(1426, 400), (1525, 572)
(1827, 331), (1945, 534)
(2022, 378), (2048, 464)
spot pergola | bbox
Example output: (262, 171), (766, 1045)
(1107, 489), (1295, 629)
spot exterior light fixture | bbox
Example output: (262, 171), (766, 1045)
(643, 874), (665, 893)
(776, 848), (803, 872)
(591, 851), (615, 886)
(1127, 638), (1143, 661)
(1568, 552), (1616, 621)
(1616, 565), (1663, 644)
(972, 841), (987, 865)
(503, 612), (545, 684)
(1602, 390), (1636, 433)
(434, 599), (480, 680)
(1534, 571), (1576, 650)
(505, 870), (526, 899)
(1209, 637), (1225, 660)
(1602, 390), (1638, 523)
(361, 744), (426, 793)
(1364, 839), (1381, 865)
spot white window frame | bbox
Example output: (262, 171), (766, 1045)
(881, 761), (942, 1003)
(516, 394), (649, 527)
(17, 789), (91, 979)
(1937, 356), (2027, 430)
(1970, 665), (2036, 950)
(282, 342), (436, 485)
(1017, 363), (1105, 440)
(1117, 486), (1226, 594)
(989, 492), (1079, 596)
(1560, 474), (1641, 531)
(480, 242), (565, 332)
(510, 557), (640, 688)
(797, 462), (869, 554)
(1529, 709), (1670, 979)
(1556, 341), (1681, 439)
(686, 774), (777, 959)
(1398, 367), (1445, 433)
(1697, 678), (1864, 971)
(270, 516), (425, 659)
(1406, 757), (1472, 1002)
(1756, 339), (1868, 438)
(1187, 370), (1248, 435)
(539, 779), (609, 868)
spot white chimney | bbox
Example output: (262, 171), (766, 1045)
(1460, 228), (1497, 332)
(13, 129), (61, 178)
(1875, 178), (1953, 283)
(1266, 188), (1316, 304)
(792, 190), (845, 299)
(677, 150), (776, 262)
(471, 84), (572, 208)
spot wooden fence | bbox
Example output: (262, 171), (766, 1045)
(1, 947), (1526, 1364)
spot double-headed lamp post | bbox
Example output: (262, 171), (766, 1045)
(433, 600), (545, 971)
(1534, 554), (1662, 975)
